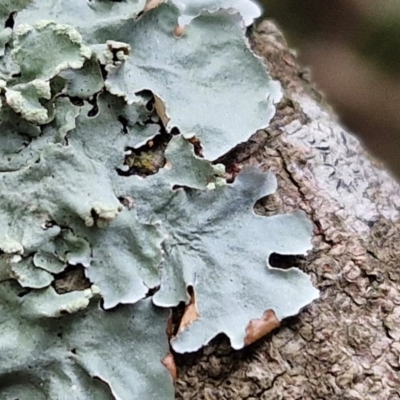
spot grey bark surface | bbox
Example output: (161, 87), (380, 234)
(175, 20), (400, 400)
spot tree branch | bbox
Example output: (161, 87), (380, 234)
(176, 20), (400, 400)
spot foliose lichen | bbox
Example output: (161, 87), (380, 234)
(0, 1), (318, 398)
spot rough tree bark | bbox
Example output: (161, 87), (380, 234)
(175, 20), (400, 400)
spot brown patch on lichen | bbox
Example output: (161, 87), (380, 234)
(166, 312), (174, 337)
(187, 136), (204, 157)
(177, 287), (199, 334)
(244, 309), (280, 346)
(143, 0), (163, 13)
(173, 25), (186, 38)
(162, 353), (178, 382)
(154, 94), (170, 126)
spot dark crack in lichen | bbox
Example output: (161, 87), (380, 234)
(53, 265), (91, 294)
(120, 131), (171, 177)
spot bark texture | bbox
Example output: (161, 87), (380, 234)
(175, 20), (400, 400)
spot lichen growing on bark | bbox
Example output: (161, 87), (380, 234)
(0, 2), (320, 398)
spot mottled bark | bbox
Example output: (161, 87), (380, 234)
(175, 20), (400, 400)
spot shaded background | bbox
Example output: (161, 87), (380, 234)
(259, 0), (400, 178)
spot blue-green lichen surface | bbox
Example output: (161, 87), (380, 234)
(0, 1), (318, 399)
